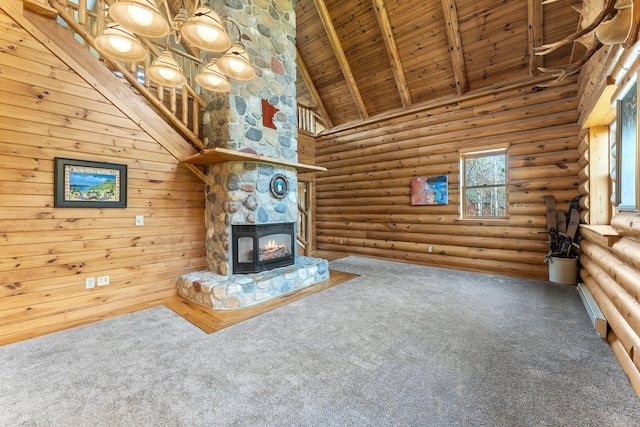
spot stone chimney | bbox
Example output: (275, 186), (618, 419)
(200, 0), (298, 276)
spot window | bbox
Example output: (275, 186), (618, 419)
(460, 149), (508, 219)
(615, 79), (640, 211)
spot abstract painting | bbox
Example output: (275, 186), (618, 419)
(411, 175), (448, 205)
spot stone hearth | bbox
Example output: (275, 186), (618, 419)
(177, 256), (329, 310)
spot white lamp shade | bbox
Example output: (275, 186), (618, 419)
(147, 51), (187, 87)
(95, 23), (148, 62)
(196, 59), (231, 92)
(180, 7), (231, 52)
(217, 44), (255, 81)
(109, 0), (171, 39)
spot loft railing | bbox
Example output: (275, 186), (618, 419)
(297, 203), (308, 250)
(48, 0), (205, 150)
(48, 0), (324, 145)
(297, 104), (325, 136)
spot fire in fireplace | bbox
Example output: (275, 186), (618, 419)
(232, 222), (295, 274)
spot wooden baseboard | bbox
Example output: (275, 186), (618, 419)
(164, 269), (359, 334)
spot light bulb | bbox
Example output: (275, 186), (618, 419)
(229, 58), (246, 73)
(109, 37), (132, 53)
(205, 75), (223, 86)
(196, 25), (220, 43)
(158, 68), (176, 80)
(128, 5), (153, 27)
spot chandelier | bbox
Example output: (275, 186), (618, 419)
(95, 0), (256, 92)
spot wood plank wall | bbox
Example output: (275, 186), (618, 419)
(577, 44), (640, 396)
(0, 8), (206, 345)
(314, 78), (581, 280)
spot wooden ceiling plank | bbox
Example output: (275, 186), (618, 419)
(296, 46), (334, 128)
(441, 0), (468, 95)
(528, 0), (543, 76)
(312, 0), (369, 120)
(371, 0), (412, 109)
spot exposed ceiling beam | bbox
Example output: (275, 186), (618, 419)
(312, 0), (369, 120)
(371, 0), (412, 108)
(296, 46), (333, 128)
(528, 0), (544, 76)
(441, 0), (468, 95)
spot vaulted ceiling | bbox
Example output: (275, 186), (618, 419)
(166, 0), (585, 132)
(295, 0), (585, 132)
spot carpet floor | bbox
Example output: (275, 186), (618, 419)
(1, 256), (639, 426)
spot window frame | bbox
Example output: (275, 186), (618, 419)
(615, 75), (640, 211)
(459, 147), (509, 221)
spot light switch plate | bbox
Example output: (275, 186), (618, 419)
(135, 215), (144, 226)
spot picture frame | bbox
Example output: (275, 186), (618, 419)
(270, 174), (289, 199)
(411, 175), (448, 206)
(54, 157), (127, 208)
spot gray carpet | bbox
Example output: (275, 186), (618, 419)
(1, 256), (639, 426)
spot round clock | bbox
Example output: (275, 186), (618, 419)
(270, 174), (289, 199)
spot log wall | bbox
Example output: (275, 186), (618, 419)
(0, 5), (206, 345)
(314, 78), (581, 280)
(577, 42), (640, 396)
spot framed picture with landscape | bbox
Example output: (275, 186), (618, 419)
(54, 157), (127, 208)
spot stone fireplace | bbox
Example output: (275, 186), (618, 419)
(175, 0), (329, 310)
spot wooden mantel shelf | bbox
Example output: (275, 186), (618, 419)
(182, 148), (328, 174)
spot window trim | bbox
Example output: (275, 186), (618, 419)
(459, 147), (509, 221)
(614, 73), (640, 212)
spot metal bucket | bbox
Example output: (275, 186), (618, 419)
(548, 256), (578, 285)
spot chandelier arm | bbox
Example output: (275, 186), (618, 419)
(160, 0), (176, 32)
(222, 18), (243, 43)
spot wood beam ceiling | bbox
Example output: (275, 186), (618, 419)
(312, 0), (369, 120)
(371, 0), (412, 108)
(528, 0), (544, 76)
(296, 46), (333, 128)
(441, 0), (467, 95)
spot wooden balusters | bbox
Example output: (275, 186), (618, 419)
(77, 0), (87, 26)
(192, 99), (199, 138)
(182, 89), (189, 126)
(96, 0), (104, 33)
(48, 0), (205, 147)
(170, 87), (177, 116)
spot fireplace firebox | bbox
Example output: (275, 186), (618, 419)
(232, 222), (295, 274)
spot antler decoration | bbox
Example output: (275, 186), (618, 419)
(535, 0), (638, 86)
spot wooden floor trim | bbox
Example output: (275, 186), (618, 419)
(164, 269), (359, 334)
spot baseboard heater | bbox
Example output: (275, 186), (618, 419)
(577, 282), (607, 339)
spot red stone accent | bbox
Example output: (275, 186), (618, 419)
(271, 57), (284, 75)
(262, 99), (279, 130)
(193, 281), (202, 293)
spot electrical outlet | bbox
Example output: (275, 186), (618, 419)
(135, 215), (144, 226)
(97, 275), (110, 286)
(85, 277), (95, 289)
(340, 239), (344, 244)
(428, 246), (433, 253)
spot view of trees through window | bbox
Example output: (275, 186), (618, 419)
(616, 81), (638, 210)
(462, 151), (507, 218)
